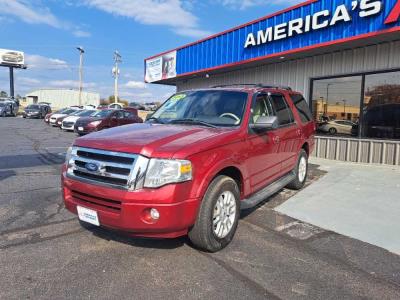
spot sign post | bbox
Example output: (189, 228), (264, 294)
(0, 49), (27, 99)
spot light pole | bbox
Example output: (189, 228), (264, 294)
(342, 99), (347, 116)
(113, 50), (122, 104)
(325, 83), (333, 117)
(77, 47), (85, 106)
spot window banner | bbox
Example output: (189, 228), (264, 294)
(145, 51), (177, 83)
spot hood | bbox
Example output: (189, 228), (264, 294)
(63, 116), (80, 123)
(74, 123), (242, 159)
(76, 116), (103, 125)
(51, 113), (67, 119)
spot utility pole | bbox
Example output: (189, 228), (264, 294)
(112, 50), (122, 104)
(77, 47), (85, 106)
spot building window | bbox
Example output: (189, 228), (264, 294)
(311, 70), (400, 140)
(311, 76), (362, 137)
(362, 71), (400, 139)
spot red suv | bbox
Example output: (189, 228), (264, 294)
(74, 109), (143, 135)
(62, 85), (315, 252)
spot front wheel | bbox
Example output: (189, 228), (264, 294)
(286, 149), (308, 190)
(188, 175), (240, 252)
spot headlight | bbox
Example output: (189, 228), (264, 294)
(89, 120), (102, 127)
(65, 146), (73, 165)
(144, 159), (192, 188)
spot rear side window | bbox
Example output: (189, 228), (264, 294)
(291, 94), (312, 123)
(270, 95), (294, 125)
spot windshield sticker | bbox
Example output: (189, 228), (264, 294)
(170, 94), (186, 101)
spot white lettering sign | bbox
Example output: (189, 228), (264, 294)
(244, 1), (383, 48)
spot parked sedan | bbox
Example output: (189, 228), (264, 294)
(23, 104), (51, 119)
(49, 108), (81, 127)
(318, 120), (355, 135)
(74, 109), (143, 135)
(61, 109), (96, 131)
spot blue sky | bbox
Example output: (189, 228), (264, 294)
(0, 0), (301, 102)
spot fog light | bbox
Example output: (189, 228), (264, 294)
(150, 208), (160, 220)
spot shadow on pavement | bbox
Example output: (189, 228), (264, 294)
(0, 170), (16, 181)
(82, 223), (187, 250)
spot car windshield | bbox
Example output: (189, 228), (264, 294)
(91, 109), (113, 118)
(27, 105), (39, 109)
(150, 90), (248, 127)
(61, 109), (78, 115)
(71, 110), (95, 117)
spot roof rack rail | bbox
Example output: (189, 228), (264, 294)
(211, 83), (292, 91)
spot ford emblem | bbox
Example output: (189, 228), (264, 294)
(85, 162), (99, 172)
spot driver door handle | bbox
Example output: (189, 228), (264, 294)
(272, 136), (280, 144)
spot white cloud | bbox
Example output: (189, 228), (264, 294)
(83, 0), (211, 38)
(18, 77), (41, 86)
(0, 0), (62, 27)
(0, 0), (91, 37)
(73, 30), (92, 38)
(125, 81), (147, 89)
(49, 80), (97, 89)
(25, 54), (69, 70)
(216, 0), (301, 10)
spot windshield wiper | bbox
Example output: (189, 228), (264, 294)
(169, 118), (217, 128)
(147, 116), (165, 124)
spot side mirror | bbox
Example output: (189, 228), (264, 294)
(250, 116), (279, 132)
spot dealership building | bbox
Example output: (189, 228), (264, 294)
(146, 0), (400, 165)
(24, 89), (100, 110)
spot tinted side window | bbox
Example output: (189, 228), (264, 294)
(123, 111), (132, 118)
(270, 95), (293, 125)
(291, 94), (312, 123)
(250, 95), (274, 124)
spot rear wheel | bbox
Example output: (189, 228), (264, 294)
(287, 149), (308, 190)
(2, 111), (6, 117)
(188, 175), (240, 252)
(329, 127), (337, 135)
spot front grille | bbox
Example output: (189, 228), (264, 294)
(63, 122), (74, 127)
(71, 190), (122, 212)
(66, 147), (149, 190)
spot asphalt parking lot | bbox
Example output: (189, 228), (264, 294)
(1, 117), (400, 300)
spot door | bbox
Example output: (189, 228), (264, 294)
(110, 111), (120, 127)
(121, 111), (133, 125)
(246, 94), (283, 192)
(269, 93), (300, 174)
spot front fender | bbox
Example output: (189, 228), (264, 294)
(188, 146), (250, 201)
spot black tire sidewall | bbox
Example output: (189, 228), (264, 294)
(329, 128), (337, 134)
(189, 175), (240, 252)
(208, 179), (240, 246)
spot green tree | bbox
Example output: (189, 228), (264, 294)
(0, 91), (8, 98)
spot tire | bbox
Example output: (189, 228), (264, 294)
(188, 175), (240, 252)
(329, 127), (337, 135)
(287, 149), (308, 190)
(2, 111), (6, 117)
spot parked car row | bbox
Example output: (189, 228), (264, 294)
(43, 105), (143, 135)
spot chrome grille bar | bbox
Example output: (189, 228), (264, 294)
(66, 147), (149, 191)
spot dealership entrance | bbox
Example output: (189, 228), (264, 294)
(146, 0), (400, 165)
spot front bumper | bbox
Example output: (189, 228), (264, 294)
(62, 171), (200, 238)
